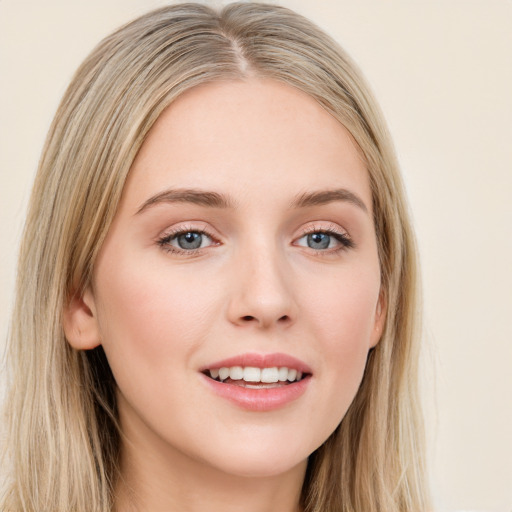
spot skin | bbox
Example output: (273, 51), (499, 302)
(64, 78), (385, 512)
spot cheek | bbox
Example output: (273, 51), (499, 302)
(302, 264), (380, 348)
(93, 249), (220, 379)
(299, 265), (380, 419)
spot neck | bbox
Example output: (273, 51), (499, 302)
(115, 445), (306, 512)
(113, 408), (307, 512)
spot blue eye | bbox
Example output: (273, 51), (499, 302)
(307, 233), (331, 250)
(159, 230), (214, 252)
(295, 230), (353, 251)
(175, 232), (205, 250)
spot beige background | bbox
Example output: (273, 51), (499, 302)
(1, 1), (511, 510)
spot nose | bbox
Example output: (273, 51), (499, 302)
(226, 246), (297, 329)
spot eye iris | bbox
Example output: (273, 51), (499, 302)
(307, 233), (330, 250)
(177, 232), (202, 250)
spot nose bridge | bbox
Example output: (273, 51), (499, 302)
(227, 234), (296, 328)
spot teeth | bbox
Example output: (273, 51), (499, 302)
(287, 369), (297, 382)
(230, 366), (244, 380)
(218, 367), (230, 381)
(244, 367), (261, 382)
(278, 367), (288, 382)
(261, 367), (279, 383)
(208, 366), (305, 383)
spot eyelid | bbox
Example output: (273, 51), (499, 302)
(156, 223), (221, 255)
(293, 222), (354, 251)
(155, 220), (354, 257)
(295, 221), (350, 239)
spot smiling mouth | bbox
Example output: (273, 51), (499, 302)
(203, 366), (310, 388)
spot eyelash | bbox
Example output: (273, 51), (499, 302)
(156, 226), (218, 256)
(297, 224), (354, 254)
(156, 224), (354, 256)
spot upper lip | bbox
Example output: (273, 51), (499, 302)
(200, 352), (312, 374)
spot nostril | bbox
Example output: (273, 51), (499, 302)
(237, 314), (292, 326)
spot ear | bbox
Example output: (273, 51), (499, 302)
(370, 290), (387, 348)
(62, 287), (101, 350)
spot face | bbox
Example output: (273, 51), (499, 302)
(67, 79), (385, 479)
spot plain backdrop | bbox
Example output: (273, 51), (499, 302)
(1, 1), (511, 510)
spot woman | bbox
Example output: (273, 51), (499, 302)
(1, 3), (430, 511)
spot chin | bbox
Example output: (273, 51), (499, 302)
(210, 452), (309, 479)
(193, 429), (316, 479)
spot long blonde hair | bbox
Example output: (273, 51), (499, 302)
(1, 3), (430, 511)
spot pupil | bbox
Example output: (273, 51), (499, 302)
(308, 233), (330, 250)
(178, 232), (202, 249)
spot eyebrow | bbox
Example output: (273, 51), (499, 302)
(135, 188), (234, 214)
(291, 188), (369, 213)
(135, 186), (368, 215)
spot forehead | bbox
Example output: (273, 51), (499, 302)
(122, 78), (371, 213)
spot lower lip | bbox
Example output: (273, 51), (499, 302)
(201, 374), (311, 412)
